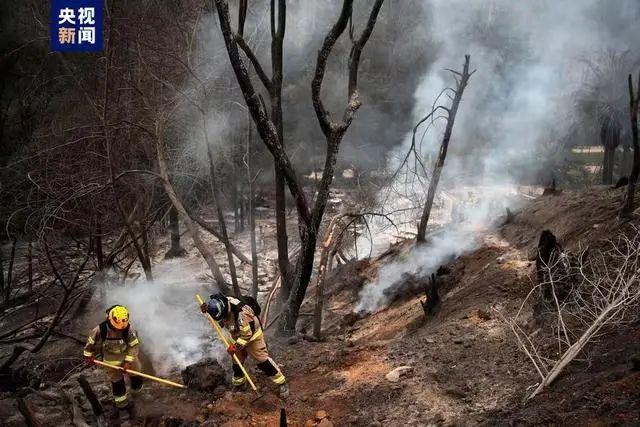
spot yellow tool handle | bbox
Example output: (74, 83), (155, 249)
(196, 294), (258, 393)
(93, 359), (186, 389)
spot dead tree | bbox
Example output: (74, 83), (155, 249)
(416, 55), (474, 243)
(601, 116), (621, 185)
(1, 236), (17, 304)
(244, 114), (260, 298)
(420, 273), (440, 318)
(207, 153), (241, 296)
(312, 212), (392, 339)
(232, 0), (292, 299)
(214, 0), (385, 334)
(164, 206), (186, 258)
(620, 72), (640, 217)
(154, 117), (230, 294)
(0, 239), (89, 372)
(506, 230), (640, 400)
(102, 9), (154, 281)
(536, 230), (565, 300)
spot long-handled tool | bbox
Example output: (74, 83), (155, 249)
(93, 359), (186, 389)
(196, 294), (258, 394)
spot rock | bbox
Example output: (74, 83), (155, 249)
(318, 419), (334, 427)
(287, 335), (299, 345)
(385, 366), (413, 382)
(305, 420), (315, 427)
(181, 358), (227, 392)
(315, 410), (328, 420)
(426, 338), (436, 344)
(347, 415), (359, 424)
(453, 338), (464, 344)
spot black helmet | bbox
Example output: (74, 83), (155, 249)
(207, 294), (228, 321)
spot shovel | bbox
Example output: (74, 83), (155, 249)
(93, 359), (186, 389)
(196, 294), (259, 395)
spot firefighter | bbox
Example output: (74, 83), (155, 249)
(83, 305), (142, 413)
(200, 293), (289, 398)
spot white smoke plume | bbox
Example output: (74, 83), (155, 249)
(102, 260), (226, 375)
(355, 0), (640, 312)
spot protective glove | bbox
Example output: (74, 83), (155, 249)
(122, 362), (131, 372)
(200, 303), (208, 314)
(227, 344), (238, 355)
(84, 355), (95, 366)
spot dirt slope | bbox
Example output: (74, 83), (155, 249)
(2, 186), (639, 426)
(266, 186), (640, 426)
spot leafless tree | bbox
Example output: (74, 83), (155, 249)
(415, 55), (474, 243)
(0, 237), (90, 372)
(620, 72), (640, 217)
(213, 0), (384, 333)
(504, 229), (640, 400)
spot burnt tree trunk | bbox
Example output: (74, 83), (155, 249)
(602, 146), (613, 185)
(27, 240), (33, 291)
(601, 116), (621, 186)
(417, 55), (473, 243)
(420, 273), (440, 318)
(246, 116), (260, 299)
(620, 72), (640, 217)
(165, 206), (186, 258)
(536, 229), (563, 301)
(206, 146), (240, 296)
(3, 237), (16, 304)
(95, 220), (104, 271)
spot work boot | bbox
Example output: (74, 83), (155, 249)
(278, 382), (290, 399)
(231, 381), (247, 393)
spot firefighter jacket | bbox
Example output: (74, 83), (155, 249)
(222, 297), (263, 348)
(83, 322), (140, 366)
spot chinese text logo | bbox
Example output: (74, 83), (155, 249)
(51, 0), (102, 52)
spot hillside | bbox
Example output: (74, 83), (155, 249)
(1, 186), (638, 426)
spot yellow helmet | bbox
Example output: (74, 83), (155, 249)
(107, 305), (129, 330)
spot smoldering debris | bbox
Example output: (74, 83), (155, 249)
(102, 260), (227, 375)
(181, 358), (227, 392)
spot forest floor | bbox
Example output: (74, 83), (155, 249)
(1, 185), (640, 426)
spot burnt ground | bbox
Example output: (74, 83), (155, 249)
(1, 185), (640, 426)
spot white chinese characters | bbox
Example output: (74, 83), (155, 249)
(57, 6), (97, 47)
(79, 7), (95, 25)
(58, 7), (75, 25)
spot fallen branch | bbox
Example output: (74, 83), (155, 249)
(17, 398), (42, 427)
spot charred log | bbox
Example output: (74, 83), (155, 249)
(421, 273), (440, 318)
(536, 230), (568, 301)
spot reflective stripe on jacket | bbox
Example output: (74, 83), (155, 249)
(83, 323), (140, 364)
(223, 297), (263, 347)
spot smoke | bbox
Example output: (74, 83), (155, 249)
(103, 260), (226, 375)
(355, 0), (640, 312)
